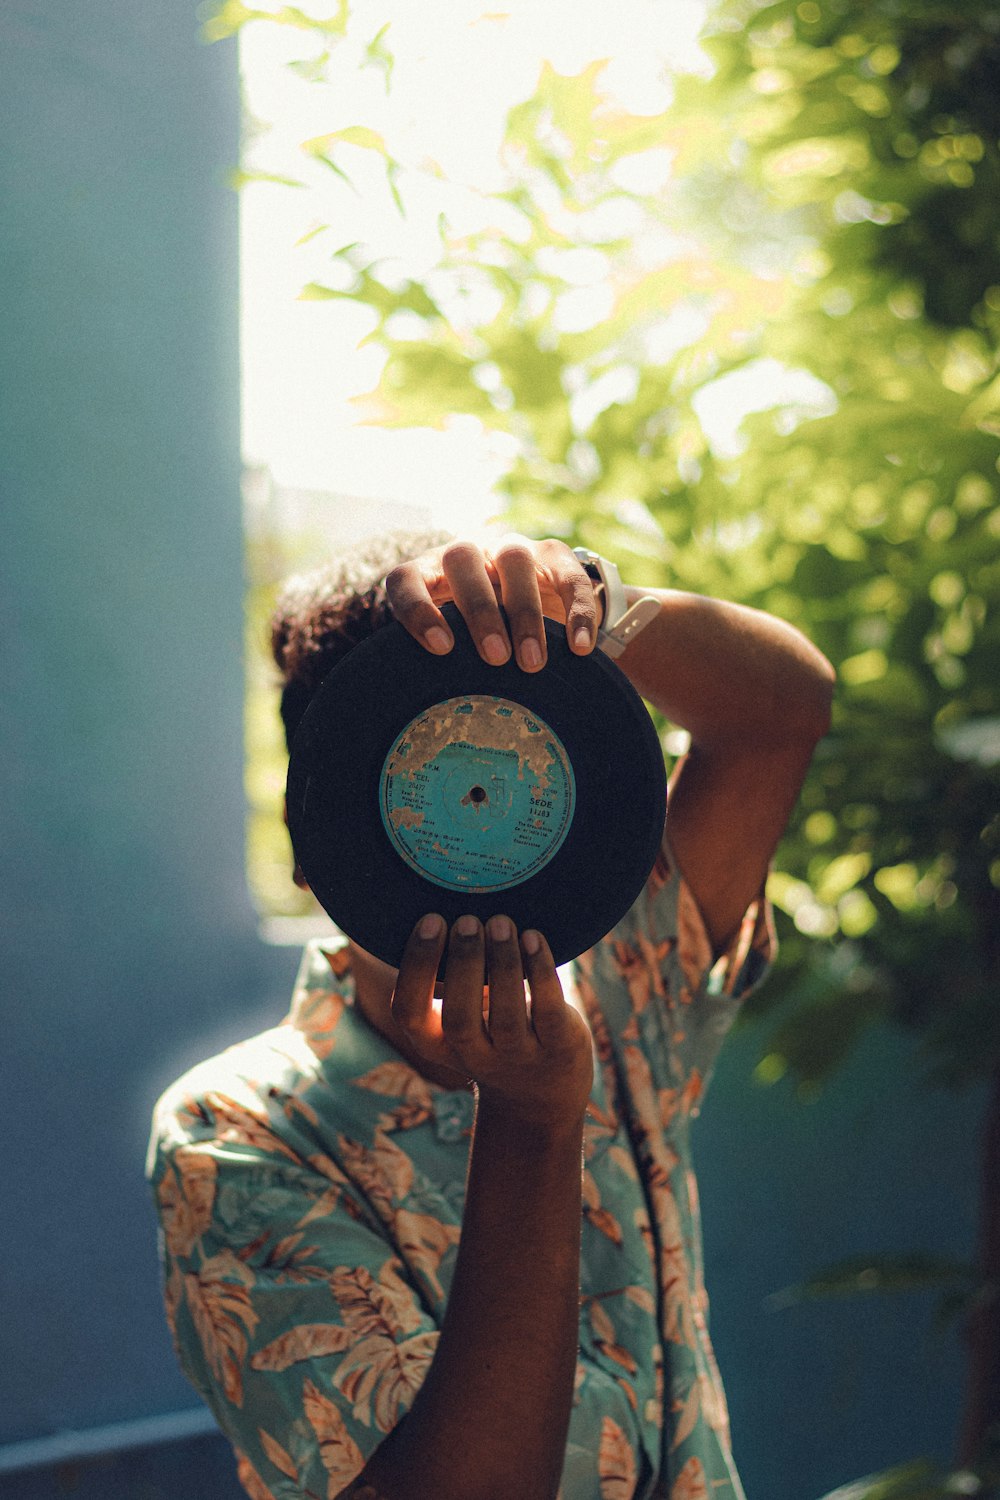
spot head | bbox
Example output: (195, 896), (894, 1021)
(271, 528), (458, 1030)
(270, 527), (453, 753)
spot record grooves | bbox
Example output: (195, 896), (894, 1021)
(287, 602), (667, 970)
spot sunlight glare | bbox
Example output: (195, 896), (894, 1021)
(240, 0), (712, 534)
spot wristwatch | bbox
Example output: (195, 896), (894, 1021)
(573, 547), (660, 660)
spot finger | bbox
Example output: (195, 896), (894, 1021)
(391, 914), (449, 1049)
(520, 929), (571, 1044)
(384, 558), (455, 655)
(440, 915), (490, 1056)
(490, 536), (546, 673)
(484, 915), (530, 1047)
(537, 541), (600, 655)
(441, 541), (511, 666)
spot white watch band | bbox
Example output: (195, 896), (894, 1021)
(572, 548), (660, 660)
(572, 547), (626, 630)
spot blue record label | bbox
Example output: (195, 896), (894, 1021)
(379, 695), (576, 892)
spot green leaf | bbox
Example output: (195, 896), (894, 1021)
(816, 1458), (990, 1500)
(769, 1253), (975, 1310)
(227, 168), (304, 191)
(306, 125), (390, 157)
(200, 0), (349, 42)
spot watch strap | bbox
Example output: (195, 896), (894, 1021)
(572, 547), (659, 659)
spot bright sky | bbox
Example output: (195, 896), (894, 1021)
(238, 0), (713, 534)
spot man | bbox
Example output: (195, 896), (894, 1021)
(148, 531), (834, 1500)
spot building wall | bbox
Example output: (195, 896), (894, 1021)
(0, 0), (295, 1482)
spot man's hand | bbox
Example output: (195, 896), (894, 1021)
(392, 913), (594, 1130)
(350, 912), (590, 1499)
(383, 535), (601, 675)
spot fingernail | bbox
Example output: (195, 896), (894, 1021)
(482, 633), (508, 665)
(522, 929), (541, 954)
(521, 638), (542, 670)
(456, 914), (479, 937)
(419, 913), (443, 939)
(425, 626), (452, 653)
(574, 626), (593, 652)
(488, 915), (511, 941)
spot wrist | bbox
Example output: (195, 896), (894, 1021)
(474, 1088), (588, 1148)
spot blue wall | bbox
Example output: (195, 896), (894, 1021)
(696, 1019), (981, 1499)
(0, 0), (294, 1484)
(0, 2), (981, 1497)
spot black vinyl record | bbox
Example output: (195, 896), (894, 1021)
(286, 602), (667, 969)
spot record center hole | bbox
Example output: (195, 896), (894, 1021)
(469, 785), (487, 804)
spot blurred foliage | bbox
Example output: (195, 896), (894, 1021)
(768, 1251), (976, 1310)
(223, 0), (1000, 1075)
(245, 518), (334, 920)
(817, 1455), (1000, 1500)
(277, 0), (1000, 1094)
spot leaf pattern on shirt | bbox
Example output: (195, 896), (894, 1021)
(329, 1264), (425, 1339)
(258, 1428), (299, 1481)
(587, 1298), (638, 1377)
(252, 1323), (353, 1373)
(156, 1150), (217, 1258)
(289, 982), (346, 1061)
(676, 884), (714, 999)
(338, 1131), (415, 1210)
(305, 1153), (368, 1225)
(671, 1379), (702, 1451)
(184, 1250), (259, 1406)
(582, 1170), (624, 1246)
(609, 940), (654, 1016)
(235, 1450), (279, 1500)
(598, 1415), (638, 1499)
(354, 1062), (431, 1103)
(253, 1231), (328, 1285)
(354, 1063), (439, 1133)
(392, 1209), (461, 1302)
(333, 1328), (438, 1431)
(671, 1456), (708, 1500)
(283, 1091), (321, 1130)
(646, 1164), (696, 1350)
(303, 1377), (365, 1493)
(658, 1069), (703, 1131)
(202, 1091), (302, 1164)
(162, 1259), (183, 1349)
(624, 1284), (656, 1316)
(696, 1370), (730, 1437)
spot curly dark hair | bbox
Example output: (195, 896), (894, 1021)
(270, 528), (453, 748)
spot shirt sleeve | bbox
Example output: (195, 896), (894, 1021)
(577, 825), (776, 1121)
(151, 1145), (440, 1500)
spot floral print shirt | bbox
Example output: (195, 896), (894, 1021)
(147, 836), (773, 1500)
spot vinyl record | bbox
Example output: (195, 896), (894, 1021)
(286, 602), (667, 969)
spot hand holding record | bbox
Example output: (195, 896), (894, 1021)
(383, 533), (603, 672)
(391, 913), (594, 1130)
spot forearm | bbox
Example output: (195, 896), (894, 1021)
(342, 1097), (586, 1500)
(616, 587), (834, 747)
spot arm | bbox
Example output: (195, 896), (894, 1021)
(340, 916), (593, 1500)
(615, 586), (835, 951)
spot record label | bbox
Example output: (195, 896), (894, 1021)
(379, 694), (576, 893)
